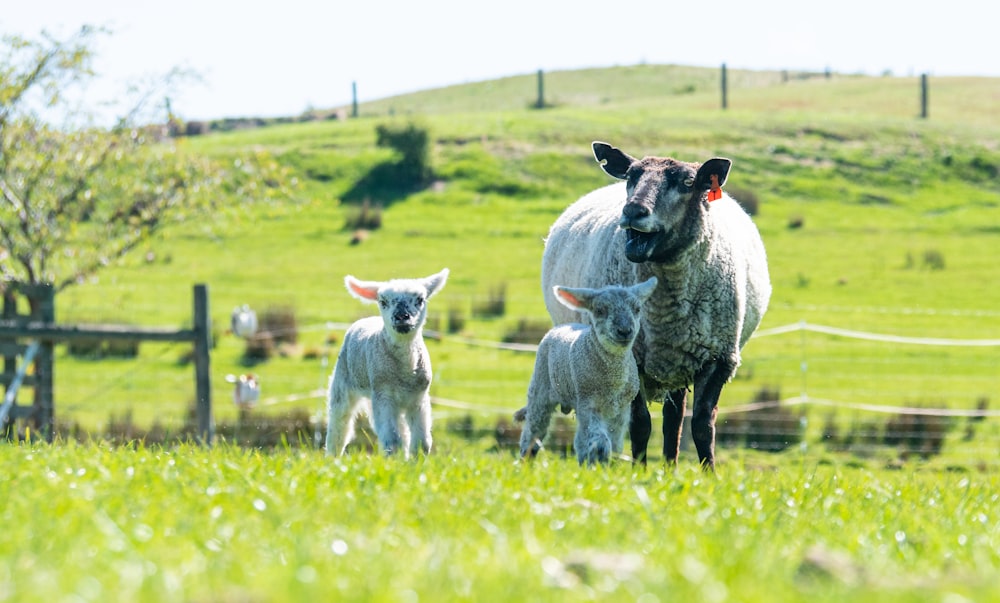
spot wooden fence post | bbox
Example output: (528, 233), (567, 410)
(721, 63), (728, 110)
(352, 81), (359, 118)
(32, 284), (55, 442)
(1, 289), (17, 441)
(193, 284), (213, 444)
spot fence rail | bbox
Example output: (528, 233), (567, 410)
(0, 283), (213, 443)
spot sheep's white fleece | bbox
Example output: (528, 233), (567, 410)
(542, 182), (770, 394)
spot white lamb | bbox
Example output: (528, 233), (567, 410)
(325, 269), (449, 458)
(515, 277), (657, 465)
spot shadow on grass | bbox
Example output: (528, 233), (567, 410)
(341, 160), (433, 207)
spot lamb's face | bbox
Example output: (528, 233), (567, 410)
(377, 285), (428, 336)
(619, 157), (700, 263)
(554, 278), (657, 351)
(589, 289), (644, 349)
(344, 269), (449, 338)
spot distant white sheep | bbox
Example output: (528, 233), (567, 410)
(226, 373), (260, 410)
(515, 277), (657, 465)
(542, 141), (771, 469)
(230, 305), (258, 339)
(325, 269), (449, 458)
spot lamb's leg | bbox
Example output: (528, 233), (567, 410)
(397, 414), (412, 459)
(408, 395), (433, 457)
(628, 391), (651, 464)
(520, 360), (556, 458)
(575, 411), (611, 466)
(691, 358), (736, 471)
(371, 396), (403, 456)
(325, 381), (357, 456)
(661, 389), (688, 464)
(520, 385), (559, 459)
(608, 411), (628, 455)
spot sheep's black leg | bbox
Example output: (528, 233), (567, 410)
(661, 388), (687, 464)
(691, 358), (736, 471)
(628, 391), (651, 464)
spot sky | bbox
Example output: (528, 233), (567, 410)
(6, 0), (999, 121)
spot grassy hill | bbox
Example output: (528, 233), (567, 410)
(47, 65), (1000, 457)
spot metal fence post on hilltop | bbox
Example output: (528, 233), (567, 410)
(536, 69), (545, 109)
(721, 63), (728, 110)
(920, 73), (929, 119)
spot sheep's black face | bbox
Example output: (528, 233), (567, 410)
(624, 228), (665, 263)
(619, 159), (696, 263)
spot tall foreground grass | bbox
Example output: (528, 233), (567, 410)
(2, 441), (998, 602)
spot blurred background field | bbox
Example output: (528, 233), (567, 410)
(7, 64), (999, 467)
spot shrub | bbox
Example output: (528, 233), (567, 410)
(66, 335), (140, 359)
(502, 318), (551, 345)
(184, 121), (210, 136)
(65, 337), (104, 358)
(375, 121), (432, 186)
(242, 306), (298, 364)
(884, 408), (951, 459)
(243, 331), (276, 364)
(716, 386), (805, 452)
(424, 312), (442, 335)
(445, 414), (494, 441)
(447, 305), (466, 334)
(727, 185), (760, 216)
(923, 249), (946, 270)
(259, 306), (298, 345)
(344, 199), (382, 231)
(473, 283), (507, 318)
(495, 415), (574, 457)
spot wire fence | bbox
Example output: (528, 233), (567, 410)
(34, 289), (997, 465)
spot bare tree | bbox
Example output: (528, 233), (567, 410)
(0, 27), (290, 291)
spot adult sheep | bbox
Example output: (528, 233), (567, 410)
(542, 141), (771, 469)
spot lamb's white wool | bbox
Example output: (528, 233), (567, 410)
(325, 268), (449, 458)
(515, 278), (657, 465)
(542, 142), (771, 468)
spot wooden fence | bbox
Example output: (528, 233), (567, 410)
(0, 283), (213, 443)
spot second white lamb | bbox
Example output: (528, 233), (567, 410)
(326, 269), (448, 458)
(515, 277), (657, 465)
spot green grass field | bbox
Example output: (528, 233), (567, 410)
(5, 64), (1000, 602)
(3, 442), (999, 602)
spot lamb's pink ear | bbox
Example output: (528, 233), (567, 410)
(344, 276), (380, 303)
(554, 285), (592, 312)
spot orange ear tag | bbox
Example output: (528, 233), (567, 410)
(707, 174), (722, 201)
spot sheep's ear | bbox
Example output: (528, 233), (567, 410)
(345, 275), (380, 303)
(693, 158), (732, 194)
(554, 285), (594, 313)
(423, 268), (449, 298)
(592, 141), (635, 180)
(632, 277), (658, 304)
